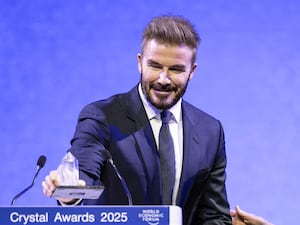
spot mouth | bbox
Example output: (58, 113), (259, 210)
(153, 88), (174, 96)
(149, 83), (177, 99)
(151, 83), (175, 92)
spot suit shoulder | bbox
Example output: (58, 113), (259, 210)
(182, 100), (225, 135)
(79, 92), (127, 117)
(183, 101), (219, 122)
(78, 86), (139, 118)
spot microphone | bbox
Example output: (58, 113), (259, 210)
(103, 150), (133, 205)
(11, 155), (47, 205)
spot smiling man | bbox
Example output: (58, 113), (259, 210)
(138, 38), (197, 110)
(42, 15), (232, 225)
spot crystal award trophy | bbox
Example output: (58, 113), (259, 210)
(52, 152), (104, 199)
(57, 152), (79, 186)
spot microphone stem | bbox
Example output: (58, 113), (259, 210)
(109, 159), (133, 205)
(11, 167), (41, 206)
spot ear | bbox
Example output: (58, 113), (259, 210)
(188, 63), (197, 80)
(137, 53), (143, 74)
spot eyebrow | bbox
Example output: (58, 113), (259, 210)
(147, 59), (186, 70)
(147, 59), (162, 67)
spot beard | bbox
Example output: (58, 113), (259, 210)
(140, 73), (189, 110)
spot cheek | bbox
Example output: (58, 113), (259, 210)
(172, 75), (189, 87)
(142, 69), (159, 82)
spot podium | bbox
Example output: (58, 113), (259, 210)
(0, 205), (182, 225)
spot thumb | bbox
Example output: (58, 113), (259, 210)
(230, 209), (236, 217)
(236, 205), (251, 218)
(235, 205), (245, 220)
(78, 179), (86, 186)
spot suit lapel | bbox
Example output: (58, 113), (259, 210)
(124, 86), (161, 203)
(177, 102), (201, 205)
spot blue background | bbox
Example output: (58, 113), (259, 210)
(1, 1), (299, 224)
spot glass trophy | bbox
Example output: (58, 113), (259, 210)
(52, 152), (104, 199)
(57, 152), (79, 186)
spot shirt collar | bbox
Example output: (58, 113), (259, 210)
(138, 83), (182, 123)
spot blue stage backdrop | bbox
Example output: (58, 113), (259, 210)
(1, 1), (299, 224)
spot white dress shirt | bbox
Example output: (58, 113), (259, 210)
(138, 84), (183, 205)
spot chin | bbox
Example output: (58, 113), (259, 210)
(153, 98), (176, 110)
(146, 89), (177, 109)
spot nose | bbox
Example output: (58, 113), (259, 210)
(158, 70), (171, 85)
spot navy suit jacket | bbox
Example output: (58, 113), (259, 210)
(70, 85), (231, 225)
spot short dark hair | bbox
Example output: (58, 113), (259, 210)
(141, 15), (200, 64)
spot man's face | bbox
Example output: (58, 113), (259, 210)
(137, 39), (197, 110)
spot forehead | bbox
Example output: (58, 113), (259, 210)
(143, 39), (194, 65)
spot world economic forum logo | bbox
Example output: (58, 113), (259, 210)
(138, 209), (165, 225)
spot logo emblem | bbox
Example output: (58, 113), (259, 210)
(138, 209), (164, 225)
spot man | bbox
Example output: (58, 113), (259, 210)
(42, 15), (232, 225)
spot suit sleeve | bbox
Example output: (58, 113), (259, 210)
(194, 121), (232, 225)
(69, 103), (110, 186)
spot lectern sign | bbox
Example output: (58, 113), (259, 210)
(0, 206), (182, 225)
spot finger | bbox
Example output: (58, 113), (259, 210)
(78, 179), (86, 186)
(44, 181), (55, 196)
(230, 209), (237, 217)
(233, 206), (246, 222)
(45, 174), (57, 191)
(49, 170), (59, 186)
(236, 206), (255, 218)
(236, 206), (264, 225)
(43, 170), (60, 195)
(42, 180), (54, 197)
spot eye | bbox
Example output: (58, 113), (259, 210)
(169, 66), (186, 74)
(148, 62), (162, 70)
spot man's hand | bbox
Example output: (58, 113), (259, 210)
(41, 170), (86, 203)
(230, 206), (274, 225)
